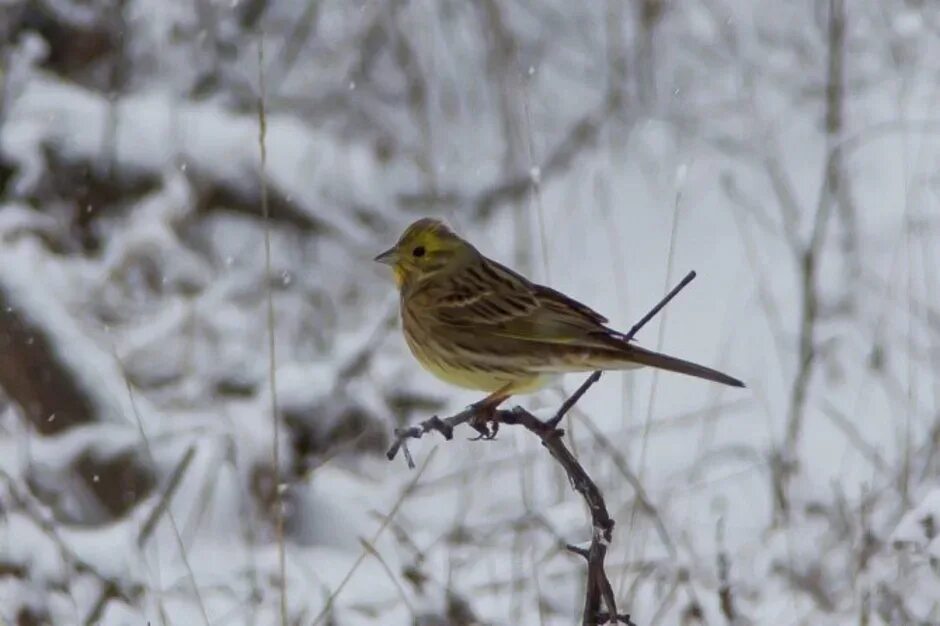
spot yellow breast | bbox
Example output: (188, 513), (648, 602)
(400, 307), (550, 395)
(413, 350), (551, 394)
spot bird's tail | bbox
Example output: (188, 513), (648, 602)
(615, 344), (745, 388)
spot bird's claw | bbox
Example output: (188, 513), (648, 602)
(466, 389), (510, 441)
(469, 410), (500, 440)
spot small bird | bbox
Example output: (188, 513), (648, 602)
(375, 218), (744, 414)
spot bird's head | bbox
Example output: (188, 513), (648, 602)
(374, 218), (472, 288)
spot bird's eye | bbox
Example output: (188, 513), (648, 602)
(412, 246), (426, 258)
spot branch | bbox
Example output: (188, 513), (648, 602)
(624, 270), (696, 342)
(385, 408), (470, 469)
(386, 271), (699, 624)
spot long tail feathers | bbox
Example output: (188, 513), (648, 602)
(620, 344), (745, 388)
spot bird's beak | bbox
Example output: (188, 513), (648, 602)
(373, 247), (398, 265)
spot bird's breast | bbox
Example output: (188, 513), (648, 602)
(399, 301), (549, 394)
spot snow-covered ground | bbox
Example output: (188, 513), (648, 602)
(0, 0), (938, 624)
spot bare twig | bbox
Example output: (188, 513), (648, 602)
(119, 362), (209, 626)
(715, 516), (737, 624)
(386, 271), (699, 624)
(546, 370), (603, 429)
(819, 402), (890, 474)
(500, 406), (634, 626)
(137, 445), (197, 548)
(574, 411), (677, 558)
(778, 0), (845, 518)
(823, 0), (860, 289)
(385, 407), (472, 469)
(625, 270), (696, 342)
(257, 34), (288, 626)
(358, 537), (417, 620)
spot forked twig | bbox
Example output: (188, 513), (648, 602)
(385, 271), (698, 625)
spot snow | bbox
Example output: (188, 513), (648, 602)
(0, 203), (58, 237)
(1, 0), (940, 624)
(0, 238), (161, 429)
(1, 75), (394, 245)
(893, 488), (940, 551)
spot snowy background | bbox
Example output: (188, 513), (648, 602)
(1, 0), (939, 624)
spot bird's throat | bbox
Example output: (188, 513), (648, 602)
(393, 265), (407, 288)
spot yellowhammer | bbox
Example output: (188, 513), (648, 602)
(375, 218), (744, 411)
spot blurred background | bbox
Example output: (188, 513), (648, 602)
(1, 0), (939, 623)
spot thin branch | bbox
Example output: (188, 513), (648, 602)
(823, 0), (860, 288)
(819, 402), (890, 474)
(358, 537), (417, 620)
(625, 270), (696, 342)
(547, 370), (602, 429)
(574, 411), (677, 558)
(258, 34), (288, 626)
(119, 361), (210, 626)
(715, 516), (738, 624)
(385, 408), (470, 469)
(137, 445), (197, 548)
(779, 0), (845, 517)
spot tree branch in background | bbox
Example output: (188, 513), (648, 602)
(824, 0), (860, 293)
(777, 0), (846, 519)
(387, 271), (699, 625)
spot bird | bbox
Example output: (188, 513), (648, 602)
(374, 217), (744, 418)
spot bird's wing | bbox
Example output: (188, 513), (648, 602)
(422, 258), (540, 325)
(424, 258), (614, 346)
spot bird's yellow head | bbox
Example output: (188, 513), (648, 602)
(374, 218), (472, 288)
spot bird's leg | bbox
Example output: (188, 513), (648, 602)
(468, 386), (512, 440)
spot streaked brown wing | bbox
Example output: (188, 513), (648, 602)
(531, 284), (608, 324)
(426, 258), (540, 326)
(426, 257), (615, 346)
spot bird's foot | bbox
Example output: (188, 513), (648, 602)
(469, 413), (499, 440)
(467, 398), (504, 440)
(466, 389), (511, 441)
